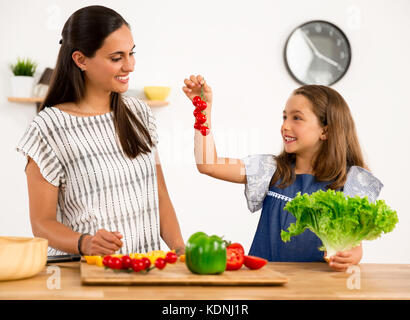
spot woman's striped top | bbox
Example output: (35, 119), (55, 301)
(16, 96), (161, 256)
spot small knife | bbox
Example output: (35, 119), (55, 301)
(47, 254), (82, 263)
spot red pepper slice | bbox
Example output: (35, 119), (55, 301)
(226, 243), (245, 271)
(243, 255), (267, 270)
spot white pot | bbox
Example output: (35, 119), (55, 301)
(11, 75), (35, 98)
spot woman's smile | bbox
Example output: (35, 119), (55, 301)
(115, 75), (129, 84)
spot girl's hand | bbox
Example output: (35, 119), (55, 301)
(81, 229), (123, 256)
(325, 245), (363, 272)
(182, 74), (213, 107)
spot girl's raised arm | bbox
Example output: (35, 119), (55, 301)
(183, 75), (246, 184)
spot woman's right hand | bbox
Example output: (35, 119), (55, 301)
(182, 74), (213, 107)
(81, 229), (123, 256)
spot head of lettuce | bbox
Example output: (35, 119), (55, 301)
(281, 189), (398, 258)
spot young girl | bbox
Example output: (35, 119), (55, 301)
(16, 5), (185, 257)
(182, 75), (383, 272)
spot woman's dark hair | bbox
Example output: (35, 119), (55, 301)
(270, 85), (368, 190)
(40, 5), (153, 158)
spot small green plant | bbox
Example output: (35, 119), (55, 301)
(10, 58), (37, 76)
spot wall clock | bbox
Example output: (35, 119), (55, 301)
(284, 20), (351, 86)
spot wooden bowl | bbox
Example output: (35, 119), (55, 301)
(0, 236), (48, 281)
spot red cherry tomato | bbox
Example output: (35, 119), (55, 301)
(194, 121), (202, 130)
(155, 257), (167, 270)
(121, 255), (132, 269)
(195, 113), (207, 124)
(243, 255), (267, 270)
(197, 100), (207, 111)
(199, 125), (210, 136)
(131, 259), (145, 272)
(193, 108), (202, 118)
(192, 96), (202, 106)
(109, 257), (123, 270)
(103, 255), (112, 267)
(107, 256), (116, 269)
(141, 257), (151, 270)
(165, 252), (178, 264)
(226, 243), (245, 271)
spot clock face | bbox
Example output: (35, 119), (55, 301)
(284, 20), (351, 86)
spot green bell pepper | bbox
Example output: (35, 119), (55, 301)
(185, 231), (227, 275)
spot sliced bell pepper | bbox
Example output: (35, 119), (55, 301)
(226, 242), (245, 271)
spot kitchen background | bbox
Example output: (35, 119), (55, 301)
(0, 0), (409, 263)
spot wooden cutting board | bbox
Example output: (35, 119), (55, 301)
(80, 261), (288, 286)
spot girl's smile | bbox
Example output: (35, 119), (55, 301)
(283, 135), (297, 144)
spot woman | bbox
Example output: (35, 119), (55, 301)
(16, 5), (185, 256)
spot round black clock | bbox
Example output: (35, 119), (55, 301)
(284, 20), (351, 86)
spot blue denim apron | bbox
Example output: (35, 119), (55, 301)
(249, 174), (332, 262)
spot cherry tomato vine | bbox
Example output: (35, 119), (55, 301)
(192, 85), (210, 136)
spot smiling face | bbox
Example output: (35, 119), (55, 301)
(80, 24), (135, 94)
(281, 94), (327, 158)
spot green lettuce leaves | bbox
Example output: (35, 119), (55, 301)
(281, 189), (398, 258)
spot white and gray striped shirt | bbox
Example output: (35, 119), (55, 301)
(16, 96), (161, 256)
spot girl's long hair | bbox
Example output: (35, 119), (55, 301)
(40, 5), (152, 158)
(270, 85), (367, 190)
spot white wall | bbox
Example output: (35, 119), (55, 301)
(1, 0), (409, 263)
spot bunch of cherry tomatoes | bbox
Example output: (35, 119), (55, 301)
(103, 251), (178, 273)
(192, 94), (210, 136)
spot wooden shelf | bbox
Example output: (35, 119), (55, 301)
(7, 97), (169, 108)
(145, 100), (169, 107)
(7, 97), (44, 103)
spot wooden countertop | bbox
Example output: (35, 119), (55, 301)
(0, 262), (409, 300)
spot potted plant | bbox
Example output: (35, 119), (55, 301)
(10, 58), (37, 98)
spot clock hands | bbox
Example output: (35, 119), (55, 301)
(300, 30), (342, 70)
(300, 30), (321, 56)
(316, 54), (342, 69)
(317, 54), (343, 71)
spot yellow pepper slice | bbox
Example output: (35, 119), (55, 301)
(95, 256), (104, 267)
(130, 253), (146, 260)
(84, 256), (98, 265)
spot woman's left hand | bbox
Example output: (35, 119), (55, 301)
(326, 244), (363, 272)
(175, 246), (185, 256)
